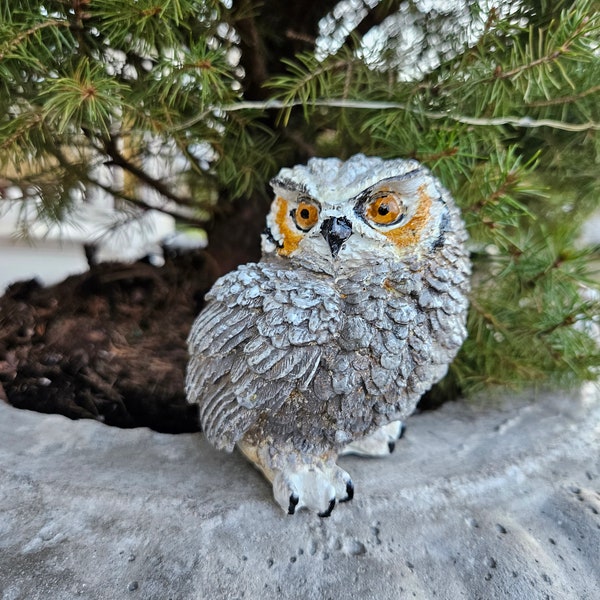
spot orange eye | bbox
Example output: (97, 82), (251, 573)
(365, 194), (403, 226)
(293, 201), (319, 231)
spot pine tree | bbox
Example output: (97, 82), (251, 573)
(1, 0), (599, 398)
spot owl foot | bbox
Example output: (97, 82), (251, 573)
(340, 420), (405, 457)
(273, 463), (353, 517)
(237, 437), (353, 515)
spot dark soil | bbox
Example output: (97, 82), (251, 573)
(0, 251), (216, 432)
(0, 197), (268, 433)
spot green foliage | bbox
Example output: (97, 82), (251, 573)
(0, 0), (238, 224)
(0, 0), (599, 397)
(41, 58), (128, 135)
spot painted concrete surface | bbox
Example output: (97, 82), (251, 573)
(0, 384), (598, 600)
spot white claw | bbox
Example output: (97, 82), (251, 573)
(341, 421), (404, 457)
(272, 463), (353, 516)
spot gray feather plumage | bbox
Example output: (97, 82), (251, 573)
(186, 155), (470, 455)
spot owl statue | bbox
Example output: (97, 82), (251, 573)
(186, 154), (470, 516)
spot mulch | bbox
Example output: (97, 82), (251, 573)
(0, 197), (267, 433)
(0, 250), (218, 433)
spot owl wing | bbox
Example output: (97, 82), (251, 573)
(186, 265), (336, 451)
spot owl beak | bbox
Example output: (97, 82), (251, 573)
(320, 217), (353, 258)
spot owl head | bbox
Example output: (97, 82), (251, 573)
(262, 154), (453, 274)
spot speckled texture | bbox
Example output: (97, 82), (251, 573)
(186, 156), (470, 513)
(0, 386), (598, 599)
(187, 255), (468, 453)
(271, 154), (425, 203)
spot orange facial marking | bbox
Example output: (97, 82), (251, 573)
(383, 185), (432, 250)
(274, 196), (303, 256)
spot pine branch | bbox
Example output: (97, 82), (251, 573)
(51, 143), (209, 226)
(0, 18), (70, 61)
(230, 0), (270, 100)
(276, 59), (358, 123)
(0, 112), (43, 154)
(494, 14), (592, 81)
(99, 135), (198, 208)
(526, 83), (600, 106)
(88, 176), (209, 227)
(213, 99), (600, 131)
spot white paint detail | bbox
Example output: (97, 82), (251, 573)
(341, 421), (404, 457)
(272, 462), (352, 515)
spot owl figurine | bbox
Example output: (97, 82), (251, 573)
(186, 154), (470, 516)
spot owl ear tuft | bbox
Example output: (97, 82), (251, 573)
(372, 169), (432, 198)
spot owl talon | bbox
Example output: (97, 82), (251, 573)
(271, 462), (352, 516)
(340, 480), (354, 503)
(398, 422), (406, 439)
(288, 494), (299, 515)
(341, 421), (405, 457)
(318, 499), (336, 518)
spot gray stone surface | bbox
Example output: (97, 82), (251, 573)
(0, 385), (599, 600)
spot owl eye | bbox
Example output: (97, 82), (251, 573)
(364, 193), (404, 226)
(292, 200), (320, 231)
